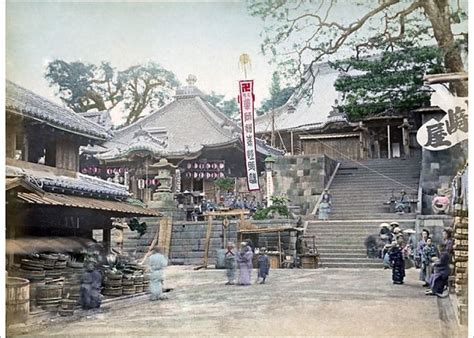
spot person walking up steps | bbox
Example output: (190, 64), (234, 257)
(318, 189), (332, 221)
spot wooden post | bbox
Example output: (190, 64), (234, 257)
(278, 231), (282, 268)
(103, 226), (111, 254)
(203, 215), (213, 268)
(387, 124), (391, 159)
(290, 131), (294, 155)
(158, 217), (173, 257)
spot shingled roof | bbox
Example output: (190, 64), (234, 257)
(6, 80), (111, 140)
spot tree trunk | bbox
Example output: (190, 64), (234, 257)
(423, 0), (468, 96)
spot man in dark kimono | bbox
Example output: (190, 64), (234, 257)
(80, 262), (102, 309)
(426, 244), (450, 297)
(236, 242), (253, 285)
(389, 236), (405, 284)
(256, 248), (270, 284)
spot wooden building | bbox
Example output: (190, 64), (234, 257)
(5, 80), (159, 266)
(82, 75), (282, 205)
(255, 62), (421, 160)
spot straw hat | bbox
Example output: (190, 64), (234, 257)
(403, 229), (416, 234)
(379, 222), (390, 228)
(390, 222), (400, 227)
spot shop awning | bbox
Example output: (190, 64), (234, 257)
(16, 192), (161, 217)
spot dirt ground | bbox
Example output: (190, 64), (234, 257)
(8, 266), (467, 337)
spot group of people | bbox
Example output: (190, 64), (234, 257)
(224, 240), (270, 286)
(376, 223), (454, 296)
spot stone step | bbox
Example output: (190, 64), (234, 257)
(317, 249), (367, 254)
(320, 257), (382, 263)
(319, 262), (383, 269)
(318, 252), (369, 258)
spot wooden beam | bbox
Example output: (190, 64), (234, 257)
(424, 72), (468, 84)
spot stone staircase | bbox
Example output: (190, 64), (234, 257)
(307, 157), (421, 268)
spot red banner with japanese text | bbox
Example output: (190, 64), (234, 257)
(238, 80), (260, 191)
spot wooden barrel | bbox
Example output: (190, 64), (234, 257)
(300, 255), (319, 269)
(29, 281), (46, 309)
(37, 284), (63, 302)
(267, 254), (280, 269)
(6, 277), (30, 325)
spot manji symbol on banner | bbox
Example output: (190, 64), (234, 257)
(416, 95), (468, 151)
(238, 80), (260, 191)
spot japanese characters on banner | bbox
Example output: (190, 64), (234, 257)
(416, 90), (468, 151)
(266, 170), (273, 207)
(238, 80), (260, 191)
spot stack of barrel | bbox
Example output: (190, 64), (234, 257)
(122, 275), (136, 295)
(62, 261), (84, 304)
(18, 258), (46, 310)
(102, 271), (123, 297)
(123, 263), (147, 294)
(36, 282), (63, 312)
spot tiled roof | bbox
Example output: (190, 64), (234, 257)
(6, 80), (111, 140)
(6, 165), (130, 199)
(78, 110), (113, 131)
(255, 63), (346, 133)
(100, 95), (240, 159)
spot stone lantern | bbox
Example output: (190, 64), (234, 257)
(147, 158), (177, 213)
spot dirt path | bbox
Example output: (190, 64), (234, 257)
(9, 266), (466, 337)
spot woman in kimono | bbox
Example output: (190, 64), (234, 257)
(147, 247), (168, 301)
(389, 236), (406, 284)
(426, 244), (450, 296)
(80, 262), (102, 310)
(224, 242), (237, 285)
(421, 237), (437, 286)
(443, 228), (454, 259)
(416, 229), (429, 272)
(318, 190), (332, 221)
(236, 242), (253, 286)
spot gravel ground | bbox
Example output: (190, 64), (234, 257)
(8, 266), (467, 337)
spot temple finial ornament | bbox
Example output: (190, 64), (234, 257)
(186, 74), (197, 86)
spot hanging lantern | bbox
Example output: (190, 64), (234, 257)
(205, 163), (211, 170)
(107, 168), (113, 175)
(81, 168), (88, 174)
(138, 179), (145, 189)
(219, 163), (225, 169)
(118, 168), (124, 174)
(206, 172), (211, 179)
(193, 172), (199, 178)
(194, 163), (199, 169)
(199, 172), (205, 179)
(119, 176), (124, 184)
(219, 172), (225, 178)
(187, 163), (192, 169)
(186, 172), (192, 178)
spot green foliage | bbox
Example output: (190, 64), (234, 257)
(252, 195), (290, 220)
(257, 72), (295, 116)
(203, 92), (239, 117)
(45, 59), (179, 125)
(128, 218), (147, 237)
(331, 46), (444, 120)
(214, 178), (235, 191)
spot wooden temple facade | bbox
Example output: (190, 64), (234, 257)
(254, 62), (422, 160)
(81, 75), (282, 207)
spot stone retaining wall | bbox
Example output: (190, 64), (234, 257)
(169, 219), (298, 266)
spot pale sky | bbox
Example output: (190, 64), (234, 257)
(6, 1), (277, 123)
(6, 1), (469, 125)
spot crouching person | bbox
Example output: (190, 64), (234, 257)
(425, 244), (450, 297)
(148, 246), (168, 301)
(80, 262), (102, 310)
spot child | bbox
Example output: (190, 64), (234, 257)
(421, 237), (437, 287)
(256, 248), (270, 284)
(224, 242), (236, 285)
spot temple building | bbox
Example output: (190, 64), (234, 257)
(81, 75), (282, 207)
(255, 62), (422, 160)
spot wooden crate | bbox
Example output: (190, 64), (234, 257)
(267, 254), (281, 269)
(300, 254), (319, 269)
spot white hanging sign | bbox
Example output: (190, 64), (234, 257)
(416, 91), (468, 151)
(238, 80), (260, 191)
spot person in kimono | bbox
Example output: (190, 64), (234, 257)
(389, 236), (405, 284)
(147, 247), (168, 301)
(442, 228), (454, 259)
(224, 242), (237, 285)
(236, 242), (253, 286)
(416, 229), (429, 271)
(80, 262), (102, 310)
(318, 189), (332, 221)
(395, 190), (410, 213)
(421, 237), (438, 287)
(426, 243), (450, 297)
(256, 248), (270, 284)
